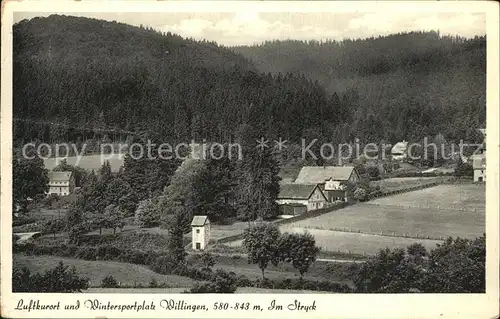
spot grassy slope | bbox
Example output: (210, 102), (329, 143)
(13, 254), (195, 288)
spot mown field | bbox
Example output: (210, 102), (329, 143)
(225, 183), (484, 254)
(282, 184), (484, 240)
(227, 229), (443, 255)
(13, 254), (195, 288)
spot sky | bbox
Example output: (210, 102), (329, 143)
(14, 11), (486, 46)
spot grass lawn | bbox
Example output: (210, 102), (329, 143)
(210, 221), (250, 241)
(13, 254), (195, 288)
(281, 184), (484, 240)
(371, 177), (444, 192)
(370, 183), (485, 212)
(280, 227), (443, 255)
(225, 229), (442, 256)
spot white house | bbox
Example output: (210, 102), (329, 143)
(471, 128), (486, 182)
(391, 141), (409, 161)
(191, 215), (210, 250)
(471, 154), (486, 182)
(277, 183), (328, 213)
(293, 166), (360, 202)
(47, 171), (75, 197)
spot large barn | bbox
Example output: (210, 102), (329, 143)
(293, 166), (360, 202)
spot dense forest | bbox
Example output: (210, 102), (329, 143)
(235, 32), (486, 142)
(13, 15), (350, 146)
(14, 16), (485, 148)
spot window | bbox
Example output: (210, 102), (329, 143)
(196, 229), (200, 234)
(196, 242), (201, 250)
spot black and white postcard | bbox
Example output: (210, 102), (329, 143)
(1, 1), (499, 318)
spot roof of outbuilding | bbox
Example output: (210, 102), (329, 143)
(191, 215), (209, 226)
(294, 166), (355, 184)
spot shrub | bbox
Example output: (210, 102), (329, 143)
(235, 275), (253, 288)
(189, 269), (237, 293)
(12, 215), (37, 227)
(75, 247), (97, 261)
(199, 251), (216, 271)
(13, 262), (89, 292)
(101, 275), (118, 288)
(149, 278), (158, 288)
(353, 188), (368, 202)
(152, 255), (177, 275)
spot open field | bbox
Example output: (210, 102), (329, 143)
(370, 183), (485, 212)
(371, 177), (445, 192)
(281, 184), (484, 240)
(210, 221), (252, 241)
(224, 184), (484, 254)
(13, 254), (195, 288)
(227, 229), (443, 255)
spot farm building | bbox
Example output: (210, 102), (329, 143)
(471, 128), (486, 182)
(47, 171), (75, 196)
(471, 154), (486, 182)
(277, 183), (328, 212)
(191, 215), (210, 250)
(391, 141), (409, 161)
(293, 166), (360, 202)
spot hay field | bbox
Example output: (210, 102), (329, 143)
(284, 184), (484, 240)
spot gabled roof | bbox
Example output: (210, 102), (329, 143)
(48, 171), (72, 181)
(191, 215), (209, 226)
(278, 183), (324, 200)
(294, 166), (355, 184)
(391, 141), (408, 153)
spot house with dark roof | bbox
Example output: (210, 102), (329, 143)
(276, 183), (328, 214)
(47, 171), (75, 197)
(191, 215), (210, 250)
(293, 166), (360, 202)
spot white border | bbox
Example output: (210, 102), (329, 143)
(1, 1), (499, 319)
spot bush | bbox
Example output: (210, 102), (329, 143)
(353, 188), (368, 202)
(149, 278), (158, 288)
(12, 215), (37, 227)
(255, 277), (351, 292)
(454, 162), (473, 177)
(189, 269), (237, 293)
(199, 251), (216, 271)
(101, 275), (118, 288)
(75, 247), (97, 260)
(13, 262), (89, 292)
(152, 255), (178, 275)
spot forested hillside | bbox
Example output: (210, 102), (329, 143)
(13, 15), (350, 146)
(235, 32), (486, 142)
(14, 16), (485, 146)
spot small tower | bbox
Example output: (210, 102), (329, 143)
(191, 215), (210, 250)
